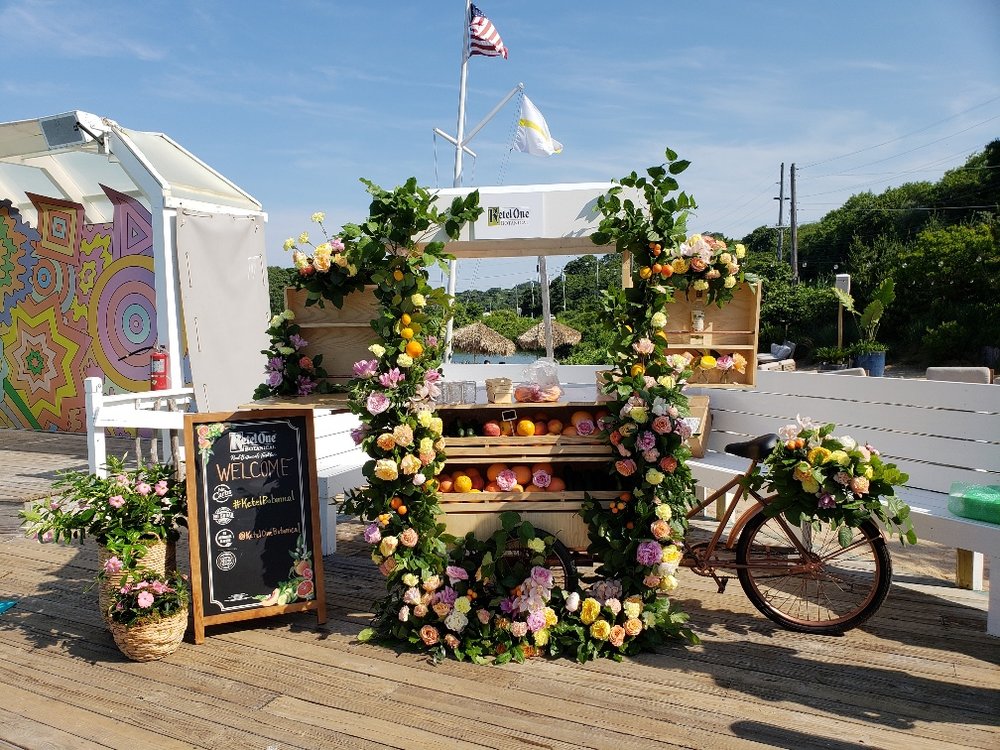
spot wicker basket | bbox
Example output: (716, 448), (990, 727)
(109, 608), (188, 661)
(485, 378), (513, 404)
(98, 540), (177, 622)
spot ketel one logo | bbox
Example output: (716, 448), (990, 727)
(487, 206), (530, 227)
(229, 430), (277, 451)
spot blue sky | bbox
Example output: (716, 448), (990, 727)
(2, 0), (998, 291)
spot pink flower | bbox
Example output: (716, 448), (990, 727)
(444, 634), (460, 650)
(353, 359), (379, 378)
(399, 527), (419, 548)
(850, 476), (870, 495)
(651, 416), (672, 434)
(153, 480), (169, 497)
(634, 338), (655, 355)
(817, 493), (837, 509)
(643, 574), (661, 588)
(509, 621), (528, 638)
(531, 470), (552, 489)
(642, 448), (660, 463)
(609, 625), (626, 648)
(137, 591), (155, 608)
(299, 356), (314, 371)
(496, 469), (517, 492)
(378, 368), (404, 389)
(135, 482), (152, 496)
(103, 556), (123, 575)
(445, 565), (469, 584)
(366, 393), (390, 415)
(476, 608), (491, 624)
(426, 336), (439, 349)
(575, 419), (595, 437)
(108, 495), (125, 509)
(615, 459), (637, 477)
(651, 519), (671, 540)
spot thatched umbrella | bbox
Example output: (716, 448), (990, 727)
(451, 321), (516, 359)
(516, 320), (582, 351)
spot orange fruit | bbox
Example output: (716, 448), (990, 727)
(397, 505), (407, 515)
(533, 420), (548, 436)
(486, 463), (508, 481)
(470, 474), (485, 491)
(485, 482), (501, 493)
(390, 496), (402, 510)
(516, 419), (535, 437)
(631, 364), (645, 377)
(524, 484), (542, 493)
(652, 244), (662, 256)
(500, 421), (514, 437)
(652, 263), (663, 275)
(561, 425), (578, 436)
(531, 462), (553, 475)
(546, 419), (564, 434)
(392, 269), (404, 281)
(619, 491), (632, 502)
(405, 340), (423, 358)
(511, 465), (532, 486)
(483, 421), (501, 437)
(453, 475), (473, 493)
(626, 521), (635, 529)
(548, 477), (566, 492)
(465, 466), (482, 478)
(610, 505), (619, 514)
(400, 327), (414, 340)
(400, 313), (411, 326)
(570, 410), (594, 427)
(638, 267), (652, 279)
(659, 264), (674, 278)
(438, 479), (454, 493)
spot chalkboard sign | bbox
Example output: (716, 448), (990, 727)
(184, 409), (326, 643)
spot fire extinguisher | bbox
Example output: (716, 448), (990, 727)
(150, 345), (170, 390)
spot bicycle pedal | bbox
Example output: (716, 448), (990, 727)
(715, 577), (729, 594)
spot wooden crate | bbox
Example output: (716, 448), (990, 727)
(284, 286), (379, 383)
(439, 495), (614, 550)
(662, 281), (762, 388)
(684, 395), (712, 458)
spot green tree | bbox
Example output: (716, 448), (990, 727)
(267, 266), (295, 314)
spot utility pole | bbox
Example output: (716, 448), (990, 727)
(775, 162), (786, 262)
(790, 163), (799, 282)
(562, 272), (566, 312)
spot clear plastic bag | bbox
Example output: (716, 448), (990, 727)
(514, 358), (563, 402)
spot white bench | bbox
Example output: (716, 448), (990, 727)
(687, 370), (1000, 636)
(84, 377), (365, 557)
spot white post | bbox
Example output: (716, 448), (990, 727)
(85, 377), (106, 476)
(444, 0), (472, 363)
(539, 255), (554, 359)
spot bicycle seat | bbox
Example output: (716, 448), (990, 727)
(725, 434), (779, 461)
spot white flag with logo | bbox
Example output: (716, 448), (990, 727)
(513, 95), (563, 156)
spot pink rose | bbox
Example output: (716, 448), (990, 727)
(659, 456), (678, 473)
(399, 527), (419, 548)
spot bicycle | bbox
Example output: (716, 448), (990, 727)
(682, 433), (893, 634)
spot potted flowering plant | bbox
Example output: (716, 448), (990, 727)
(107, 569), (189, 661)
(760, 417), (916, 546)
(20, 455), (187, 617)
(21, 455), (187, 567)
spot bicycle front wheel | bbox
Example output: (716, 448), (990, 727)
(735, 513), (892, 634)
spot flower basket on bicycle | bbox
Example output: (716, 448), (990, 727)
(760, 418), (916, 547)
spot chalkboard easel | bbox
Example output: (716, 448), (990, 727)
(184, 408), (326, 643)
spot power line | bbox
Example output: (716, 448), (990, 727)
(799, 95), (1000, 169)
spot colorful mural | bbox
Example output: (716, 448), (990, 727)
(0, 186), (158, 432)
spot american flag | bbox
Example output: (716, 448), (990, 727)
(468, 4), (508, 59)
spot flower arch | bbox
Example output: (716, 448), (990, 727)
(259, 153), (744, 661)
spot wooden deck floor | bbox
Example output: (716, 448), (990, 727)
(0, 430), (998, 749)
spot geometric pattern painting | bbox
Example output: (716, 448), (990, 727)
(0, 188), (158, 432)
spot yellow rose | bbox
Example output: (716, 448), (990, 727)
(661, 545), (682, 565)
(724, 276), (737, 289)
(533, 628), (550, 647)
(589, 619), (611, 641)
(282, 238), (296, 251)
(700, 355), (717, 370)
(429, 417), (444, 436)
(580, 597), (601, 625)
(671, 258), (689, 274)
(692, 279), (710, 291)
(735, 243), (746, 259)
(544, 607), (558, 627)
(807, 447), (832, 465)
(719, 252), (732, 265)
(802, 477), (820, 494)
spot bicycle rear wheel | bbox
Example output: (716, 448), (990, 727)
(735, 513), (892, 634)
(501, 530), (578, 593)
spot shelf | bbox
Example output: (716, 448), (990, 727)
(439, 492), (617, 507)
(666, 343), (756, 350)
(436, 401), (606, 411)
(296, 322), (372, 329)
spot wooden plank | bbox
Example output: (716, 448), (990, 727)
(285, 286), (380, 325)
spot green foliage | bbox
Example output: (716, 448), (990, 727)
(833, 277), (895, 350)
(480, 309), (537, 344)
(266, 266), (296, 314)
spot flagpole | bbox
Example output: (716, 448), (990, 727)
(444, 0), (471, 364)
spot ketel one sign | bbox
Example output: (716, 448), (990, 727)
(475, 193), (543, 239)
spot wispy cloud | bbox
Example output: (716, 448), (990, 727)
(0, 0), (165, 60)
